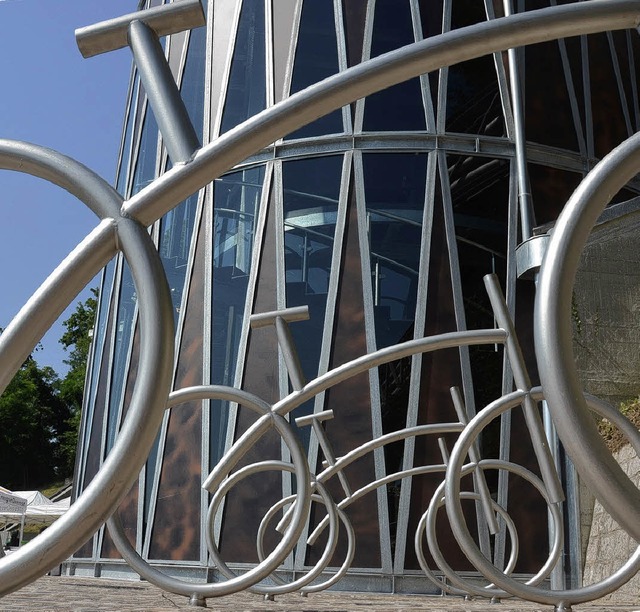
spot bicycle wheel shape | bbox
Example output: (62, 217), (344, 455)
(444, 387), (640, 607)
(108, 385), (313, 600)
(536, 132), (640, 542)
(0, 140), (174, 596)
(418, 460), (563, 600)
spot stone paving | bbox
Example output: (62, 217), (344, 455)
(0, 577), (638, 612)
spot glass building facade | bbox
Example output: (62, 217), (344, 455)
(71, 0), (640, 591)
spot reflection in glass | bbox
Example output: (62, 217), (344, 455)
(220, 1), (266, 134)
(363, 0), (426, 131)
(363, 153), (427, 349)
(131, 106), (159, 196)
(287, 1), (343, 139)
(158, 193), (199, 323)
(116, 77), (139, 197)
(180, 24), (207, 142)
(105, 262), (136, 454)
(210, 167), (265, 467)
(283, 156), (344, 442)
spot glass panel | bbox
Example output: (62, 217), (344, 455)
(446, 2), (504, 136)
(529, 162), (582, 226)
(220, 1), (266, 134)
(105, 262), (136, 454)
(448, 153), (509, 409)
(341, 0), (367, 68)
(210, 166), (265, 467)
(589, 33), (631, 157)
(105, 105), (160, 452)
(283, 155), (343, 441)
(116, 77), (139, 197)
(180, 25), (207, 142)
(363, 153), (427, 349)
(130, 105), (159, 197)
(82, 260), (115, 456)
(286, 1), (343, 139)
(363, 0), (426, 132)
(158, 192), (199, 323)
(525, 40), (579, 151)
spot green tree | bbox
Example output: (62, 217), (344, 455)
(57, 289), (98, 475)
(0, 354), (70, 489)
(0, 292), (97, 489)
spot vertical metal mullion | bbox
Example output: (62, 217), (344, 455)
(265, 0), (275, 110)
(209, 0), (243, 140)
(201, 182), (215, 565)
(279, 0), (303, 108)
(353, 150), (390, 573)
(437, 149), (491, 559)
(436, 0), (452, 135)
(200, 0), (215, 566)
(334, 0), (351, 135)
(484, 0), (515, 140)
(493, 160), (519, 571)
(556, 35), (587, 158)
(547, 0), (587, 157)
(392, 151), (437, 575)
(626, 30), (640, 131)
(273, 160), (294, 571)
(353, 0), (376, 134)
(293, 152), (353, 570)
(607, 31), (633, 137)
(582, 35), (594, 162)
(410, 0), (436, 134)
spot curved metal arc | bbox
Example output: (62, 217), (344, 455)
(0, 216), (174, 596)
(418, 483), (520, 598)
(168, 384), (272, 413)
(535, 132), (640, 541)
(0, 140), (123, 392)
(251, 485), (340, 595)
(0, 140), (175, 596)
(112, 414), (312, 599)
(308, 463), (450, 546)
(272, 329), (506, 417)
(444, 389), (640, 605)
(124, 0), (640, 229)
(316, 423), (463, 484)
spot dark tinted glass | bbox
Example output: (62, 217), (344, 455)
(364, 0), (426, 131)
(180, 25), (207, 142)
(220, 1), (266, 134)
(210, 166), (265, 466)
(283, 155), (343, 440)
(363, 153), (427, 348)
(287, 0), (343, 138)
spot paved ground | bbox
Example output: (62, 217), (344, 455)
(0, 577), (638, 612)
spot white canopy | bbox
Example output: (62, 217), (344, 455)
(0, 489), (69, 528)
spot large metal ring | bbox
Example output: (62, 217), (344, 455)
(0, 140), (174, 595)
(445, 388), (640, 606)
(535, 132), (640, 542)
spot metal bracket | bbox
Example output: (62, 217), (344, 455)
(76, 0), (205, 164)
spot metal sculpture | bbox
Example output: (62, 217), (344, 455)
(0, 1), (638, 610)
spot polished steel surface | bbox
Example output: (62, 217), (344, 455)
(0, 1), (638, 610)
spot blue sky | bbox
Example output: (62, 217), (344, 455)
(0, 0), (137, 374)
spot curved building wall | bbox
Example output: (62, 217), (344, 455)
(71, 0), (640, 589)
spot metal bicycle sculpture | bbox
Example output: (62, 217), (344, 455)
(0, 1), (639, 609)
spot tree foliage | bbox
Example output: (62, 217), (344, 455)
(0, 355), (70, 489)
(0, 291), (97, 489)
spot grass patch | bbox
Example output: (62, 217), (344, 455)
(597, 397), (640, 454)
